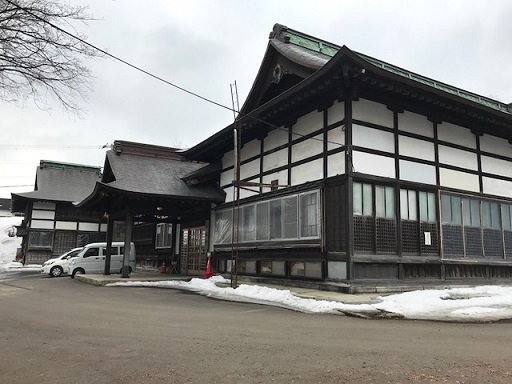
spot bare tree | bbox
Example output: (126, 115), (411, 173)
(0, 0), (102, 114)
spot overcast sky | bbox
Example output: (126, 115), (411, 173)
(2, 0), (512, 198)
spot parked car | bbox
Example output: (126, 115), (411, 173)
(68, 242), (136, 278)
(40, 247), (83, 277)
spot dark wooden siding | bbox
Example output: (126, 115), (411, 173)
(324, 183), (346, 253)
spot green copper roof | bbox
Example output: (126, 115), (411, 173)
(281, 26), (511, 114)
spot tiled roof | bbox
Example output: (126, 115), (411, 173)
(12, 161), (101, 204)
(102, 150), (224, 201)
(271, 23), (512, 114)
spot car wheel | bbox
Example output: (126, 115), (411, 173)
(72, 268), (85, 278)
(50, 266), (63, 277)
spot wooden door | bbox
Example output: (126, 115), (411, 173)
(180, 226), (207, 275)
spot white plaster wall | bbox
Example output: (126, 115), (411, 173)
(263, 148), (288, 171)
(31, 219), (54, 229)
(352, 124), (394, 153)
(482, 177), (512, 198)
(438, 122), (476, 149)
(481, 155), (512, 178)
(327, 153), (345, 177)
(239, 178), (260, 199)
(480, 134), (512, 158)
(438, 145), (478, 171)
(100, 224), (108, 232)
(293, 110), (323, 137)
(262, 170), (289, 187)
(55, 221), (77, 230)
(439, 168), (479, 192)
(399, 136), (435, 161)
(290, 158), (323, 186)
(240, 139), (260, 162)
(352, 99), (393, 128)
(240, 159), (260, 180)
(291, 134), (323, 162)
(224, 186), (235, 203)
(264, 127), (288, 151)
(78, 222), (99, 231)
(327, 101), (344, 126)
(352, 151), (396, 178)
(31, 210), (55, 220)
(33, 201), (55, 210)
(399, 160), (436, 185)
(222, 149), (235, 169)
(220, 169), (233, 188)
(328, 126), (345, 150)
(398, 111), (433, 137)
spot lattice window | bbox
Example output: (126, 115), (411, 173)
(353, 216), (374, 252)
(402, 220), (419, 254)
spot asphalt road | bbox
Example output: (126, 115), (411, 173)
(1, 273), (511, 384)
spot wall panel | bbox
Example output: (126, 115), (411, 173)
(353, 125), (394, 153)
(239, 178), (259, 199)
(482, 177), (512, 198)
(438, 145), (478, 171)
(263, 148), (288, 172)
(32, 210), (55, 220)
(328, 126), (345, 150)
(327, 153), (345, 177)
(352, 99), (393, 128)
(352, 151), (395, 178)
(290, 159), (323, 185)
(438, 122), (476, 149)
(292, 134), (323, 162)
(480, 134), (512, 158)
(240, 139), (261, 161)
(262, 170), (288, 187)
(31, 220), (54, 229)
(398, 111), (433, 137)
(293, 110), (323, 136)
(398, 136), (435, 161)
(327, 101), (344, 126)
(439, 168), (479, 192)
(55, 221), (77, 230)
(240, 159), (260, 180)
(481, 155), (512, 179)
(264, 128), (288, 151)
(399, 160), (436, 185)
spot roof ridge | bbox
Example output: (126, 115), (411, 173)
(270, 23), (511, 114)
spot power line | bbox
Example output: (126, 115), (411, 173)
(4, 0), (345, 149)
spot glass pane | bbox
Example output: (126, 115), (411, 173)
(241, 205), (255, 242)
(269, 200), (282, 239)
(491, 202), (501, 229)
(214, 210), (232, 244)
(427, 192), (437, 222)
(451, 196), (462, 225)
(408, 190), (417, 221)
(400, 189), (409, 220)
(375, 186), (385, 218)
(385, 187), (395, 219)
(441, 194), (451, 224)
(502, 204), (511, 231)
(419, 191), (426, 221)
(283, 196), (298, 239)
(363, 184), (373, 216)
(300, 193), (318, 238)
(482, 201), (491, 228)
(462, 198), (471, 227)
(353, 182), (362, 215)
(256, 202), (269, 240)
(470, 200), (480, 227)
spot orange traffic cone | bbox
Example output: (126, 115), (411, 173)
(160, 261), (167, 274)
(204, 255), (214, 279)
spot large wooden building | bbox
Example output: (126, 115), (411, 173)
(11, 161), (106, 264)
(185, 23), (512, 290)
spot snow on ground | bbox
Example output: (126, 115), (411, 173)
(108, 276), (512, 323)
(2, 216), (512, 323)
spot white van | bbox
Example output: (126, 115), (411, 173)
(68, 242), (136, 278)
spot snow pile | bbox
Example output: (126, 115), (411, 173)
(108, 276), (512, 322)
(0, 216), (23, 270)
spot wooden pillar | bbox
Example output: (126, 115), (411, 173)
(121, 211), (133, 278)
(103, 216), (114, 275)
